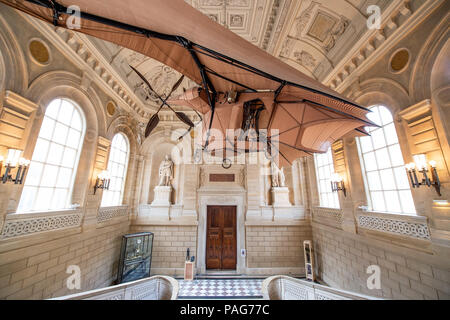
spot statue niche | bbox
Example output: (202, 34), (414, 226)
(151, 155), (174, 206)
(270, 161), (291, 207)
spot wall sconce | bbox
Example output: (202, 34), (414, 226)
(94, 170), (110, 194)
(330, 172), (346, 197)
(0, 149), (30, 184)
(405, 154), (441, 196)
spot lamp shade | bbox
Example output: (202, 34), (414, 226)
(6, 149), (22, 166)
(413, 154), (427, 170)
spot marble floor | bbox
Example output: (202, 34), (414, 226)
(178, 278), (264, 299)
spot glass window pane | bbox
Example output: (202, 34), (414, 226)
(71, 110), (82, 131)
(399, 190), (416, 214)
(357, 105), (416, 215)
(371, 128), (386, 149)
(32, 139), (49, 163)
(384, 123), (399, 145)
(313, 148), (340, 209)
(367, 171), (382, 191)
(375, 148), (391, 169)
(56, 167), (72, 188)
(360, 136), (373, 153)
(38, 117), (55, 140)
(17, 186), (37, 212)
(384, 191), (401, 213)
(389, 144), (405, 166)
(379, 106), (393, 125)
(66, 129), (81, 149)
(371, 191), (386, 212)
(25, 162), (43, 186)
(18, 98), (85, 213)
(52, 123), (68, 145)
(45, 100), (60, 119)
(367, 109), (381, 126)
(379, 168), (396, 190)
(47, 143), (64, 165)
(363, 152), (378, 171)
(35, 187), (53, 211)
(58, 100), (74, 125)
(51, 189), (68, 210)
(61, 148), (77, 168)
(41, 164), (59, 187)
(101, 133), (130, 207)
(394, 167), (410, 189)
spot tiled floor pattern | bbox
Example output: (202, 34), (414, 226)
(178, 279), (263, 299)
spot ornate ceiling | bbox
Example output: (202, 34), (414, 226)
(84, 0), (396, 113)
(184, 0), (292, 51)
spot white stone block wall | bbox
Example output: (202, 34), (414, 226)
(312, 224), (450, 300)
(246, 225), (312, 269)
(0, 221), (130, 299)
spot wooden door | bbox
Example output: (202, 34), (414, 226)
(206, 206), (237, 270)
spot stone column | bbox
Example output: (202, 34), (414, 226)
(0, 92), (38, 230)
(82, 136), (110, 230)
(138, 154), (153, 205)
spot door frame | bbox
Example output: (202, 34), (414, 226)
(206, 205), (237, 270)
(197, 190), (246, 274)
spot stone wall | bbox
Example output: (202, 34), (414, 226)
(312, 223), (450, 300)
(130, 225), (197, 276)
(0, 220), (130, 299)
(246, 225), (312, 271)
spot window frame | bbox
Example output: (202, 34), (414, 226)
(356, 105), (416, 215)
(101, 132), (130, 207)
(313, 148), (341, 209)
(17, 97), (86, 213)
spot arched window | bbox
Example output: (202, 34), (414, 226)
(357, 105), (415, 214)
(18, 98), (86, 212)
(314, 148), (340, 209)
(101, 133), (130, 207)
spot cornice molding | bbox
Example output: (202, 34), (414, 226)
(17, 11), (148, 122)
(323, 0), (444, 93)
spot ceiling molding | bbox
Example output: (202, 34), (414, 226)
(17, 11), (148, 121)
(324, 0), (444, 93)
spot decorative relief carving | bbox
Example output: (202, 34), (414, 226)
(293, 3), (314, 38)
(323, 16), (349, 52)
(1, 210), (82, 238)
(208, 14), (219, 22)
(279, 38), (294, 58)
(130, 281), (158, 300)
(312, 207), (343, 229)
(135, 66), (178, 104)
(283, 280), (308, 300)
(97, 206), (129, 223)
(126, 51), (146, 66)
(357, 215), (431, 240)
(265, 0), (291, 52)
(315, 293), (332, 300)
(230, 14), (244, 28)
(199, 167), (207, 187)
(293, 50), (316, 68)
(198, 0), (250, 6)
(324, 0), (436, 90)
(238, 168), (246, 187)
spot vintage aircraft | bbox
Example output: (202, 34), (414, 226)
(1, 0), (377, 168)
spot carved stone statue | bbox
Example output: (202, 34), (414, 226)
(271, 161), (286, 187)
(158, 155), (173, 186)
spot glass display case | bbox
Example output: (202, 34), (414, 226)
(117, 232), (154, 284)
